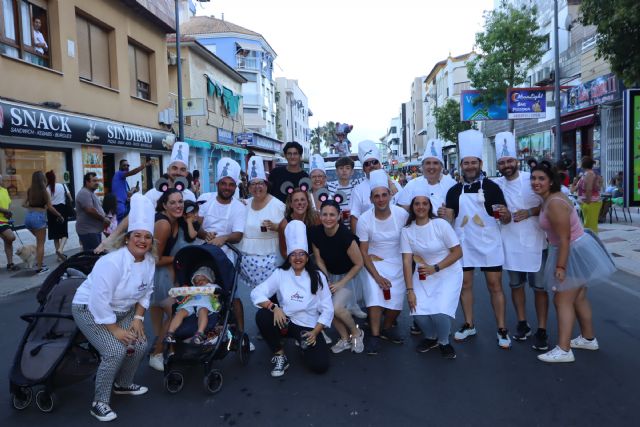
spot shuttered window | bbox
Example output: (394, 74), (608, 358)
(76, 13), (111, 87)
(129, 42), (151, 100)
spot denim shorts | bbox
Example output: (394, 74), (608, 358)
(24, 210), (47, 230)
(506, 249), (548, 291)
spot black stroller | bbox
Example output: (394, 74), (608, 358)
(162, 244), (250, 394)
(9, 252), (102, 412)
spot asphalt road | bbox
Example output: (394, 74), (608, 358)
(1, 269), (638, 426)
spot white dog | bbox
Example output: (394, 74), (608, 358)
(15, 245), (37, 268)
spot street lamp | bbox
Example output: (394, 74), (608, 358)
(553, 0), (562, 163)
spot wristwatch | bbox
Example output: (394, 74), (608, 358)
(434, 264), (441, 273)
(269, 303), (279, 312)
(134, 315), (144, 321)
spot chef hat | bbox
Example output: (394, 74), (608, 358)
(421, 139), (444, 164)
(495, 132), (517, 161)
(284, 220), (308, 255)
(458, 129), (484, 161)
(247, 156), (267, 182)
(191, 266), (216, 284)
(369, 169), (389, 192)
(170, 141), (189, 168)
(358, 140), (381, 164)
(309, 154), (326, 175)
(217, 157), (241, 184)
(128, 193), (155, 235)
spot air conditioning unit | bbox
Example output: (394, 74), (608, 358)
(167, 53), (178, 66)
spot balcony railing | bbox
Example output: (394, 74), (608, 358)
(236, 56), (260, 71)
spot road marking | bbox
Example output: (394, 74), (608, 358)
(602, 277), (640, 299)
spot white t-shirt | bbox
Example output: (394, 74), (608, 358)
(238, 196), (285, 257)
(400, 219), (460, 263)
(396, 175), (457, 214)
(349, 178), (402, 218)
(201, 196), (247, 236)
(47, 183), (66, 205)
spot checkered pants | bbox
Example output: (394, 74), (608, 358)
(72, 304), (147, 404)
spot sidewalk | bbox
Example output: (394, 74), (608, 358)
(597, 207), (640, 276)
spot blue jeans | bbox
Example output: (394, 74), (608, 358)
(79, 233), (102, 252)
(413, 314), (452, 345)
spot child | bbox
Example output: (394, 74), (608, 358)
(102, 193), (118, 238)
(165, 266), (221, 345)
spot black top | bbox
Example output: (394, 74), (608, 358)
(268, 166), (309, 203)
(309, 224), (356, 275)
(445, 177), (507, 218)
(154, 213), (201, 254)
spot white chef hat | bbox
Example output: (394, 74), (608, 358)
(458, 129), (484, 161)
(421, 139), (444, 164)
(128, 193), (155, 235)
(216, 157), (241, 185)
(358, 140), (381, 164)
(495, 131), (517, 161)
(247, 156), (267, 182)
(309, 154), (326, 175)
(285, 220), (308, 255)
(369, 169), (389, 192)
(170, 141), (189, 168)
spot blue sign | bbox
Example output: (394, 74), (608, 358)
(460, 90), (508, 121)
(217, 128), (234, 144)
(236, 132), (253, 145)
(508, 88), (547, 119)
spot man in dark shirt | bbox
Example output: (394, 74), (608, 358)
(268, 141), (308, 203)
(112, 158), (150, 223)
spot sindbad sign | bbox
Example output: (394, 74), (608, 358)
(507, 88), (547, 119)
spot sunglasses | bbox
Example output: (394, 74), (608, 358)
(363, 159), (380, 168)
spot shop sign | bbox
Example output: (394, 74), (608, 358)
(236, 132), (253, 145)
(563, 73), (621, 113)
(82, 146), (105, 197)
(507, 88), (546, 119)
(0, 99), (173, 151)
(217, 128), (234, 144)
(624, 89), (640, 207)
(460, 90), (508, 121)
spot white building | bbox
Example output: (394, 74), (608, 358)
(275, 78), (312, 161)
(407, 76), (427, 161)
(383, 116), (402, 168)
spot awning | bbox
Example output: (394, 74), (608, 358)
(552, 106), (597, 133)
(184, 137), (212, 149)
(417, 128), (428, 136)
(212, 142), (248, 156)
(236, 40), (263, 52)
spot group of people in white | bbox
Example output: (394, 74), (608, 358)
(70, 132), (615, 421)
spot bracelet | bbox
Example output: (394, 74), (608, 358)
(269, 303), (279, 312)
(134, 315), (144, 321)
(406, 288), (414, 294)
(434, 264), (440, 273)
(527, 208), (534, 217)
(555, 266), (566, 271)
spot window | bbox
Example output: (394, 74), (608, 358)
(129, 42), (151, 100)
(0, 0), (49, 67)
(76, 14), (111, 87)
(541, 33), (551, 52)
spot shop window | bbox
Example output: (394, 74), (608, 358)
(76, 13), (112, 87)
(129, 41), (151, 100)
(0, 0), (50, 67)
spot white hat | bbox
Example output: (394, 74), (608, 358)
(170, 141), (189, 168)
(128, 193), (155, 235)
(284, 220), (308, 255)
(358, 140), (381, 164)
(247, 156), (267, 182)
(217, 158), (241, 184)
(458, 129), (484, 161)
(369, 169), (389, 192)
(309, 154), (326, 175)
(421, 139), (444, 164)
(495, 132), (517, 161)
(191, 266), (216, 284)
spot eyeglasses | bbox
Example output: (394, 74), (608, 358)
(290, 251), (307, 258)
(363, 159), (380, 168)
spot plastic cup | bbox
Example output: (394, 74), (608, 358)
(492, 204), (502, 220)
(418, 269), (427, 281)
(342, 209), (351, 221)
(383, 288), (391, 300)
(300, 331), (310, 350)
(260, 224), (268, 232)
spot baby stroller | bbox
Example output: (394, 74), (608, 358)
(9, 252), (102, 412)
(163, 244), (250, 394)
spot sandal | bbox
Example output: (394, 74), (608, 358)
(6, 263), (20, 271)
(191, 332), (206, 345)
(56, 251), (68, 262)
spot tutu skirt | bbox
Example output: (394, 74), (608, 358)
(543, 230), (616, 292)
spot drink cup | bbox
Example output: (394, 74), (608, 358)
(492, 204), (502, 220)
(342, 209), (351, 221)
(126, 343), (135, 357)
(383, 288), (391, 300)
(260, 222), (268, 232)
(418, 267), (427, 281)
(300, 331), (310, 350)
(279, 318), (290, 336)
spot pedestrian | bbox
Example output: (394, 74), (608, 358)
(45, 171), (71, 262)
(308, 153), (327, 210)
(102, 193), (118, 238)
(575, 156), (602, 234)
(251, 220), (334, 377)
(0, 174), (19, 271)
(112, 158), (149, 223)
(531, 160), (615, 363)
(327, 156), (362, 229)
(71, 193), (155, 421)
(442, 130), (512, 349)
(75, 172), (110, 253)
(268, 141), (309, 203)
(191, 169), (201, 198)
(278, 188), (319, 259)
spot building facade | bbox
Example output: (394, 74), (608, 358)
(409, 76), (426, 160)
(275, 78), (312, 162)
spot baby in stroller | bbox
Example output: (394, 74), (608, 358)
(165, 266), (221, 345)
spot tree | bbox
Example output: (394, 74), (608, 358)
(433, 99), (474, 144)
(309, 126), (323, 154)
(581, 0), (640, 88)
(467, 1), (546, 131)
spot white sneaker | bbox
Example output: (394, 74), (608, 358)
(148, 353), (164, 372)
(331, 338), (352, 354)
(454, 323), (477, 341)
(497, 329), (512, 349)
(570, 335), (599, 351)
(350, 329), (365, 354)
(537, 346), (575, 363)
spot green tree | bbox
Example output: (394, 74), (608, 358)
(581, 0), (640, 87)
(309, 126), (323, 154)
(467, 1), (546, 131)
(433, 99), (474, 144)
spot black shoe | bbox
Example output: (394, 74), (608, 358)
(380, 328), (404, 344)
(410, 321), (422, 336)
(90, 401), (117, 421)
(365, 336), (381, 355)
(416, 338), (438, 353)
(531, 329), (549, 351)
(439, 344), (456, 359)
(512, 321), (532, 341)
(113, 383), (148, 395)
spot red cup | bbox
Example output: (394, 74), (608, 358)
(492, 204), (502, 220)
(342, 210), (351, 221)
(419, 271), (427, 280)
(383, 288), (391, 300)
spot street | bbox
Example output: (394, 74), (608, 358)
(1, 269), (638, 426)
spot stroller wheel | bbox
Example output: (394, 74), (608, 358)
(11, 387), (33, 410)
(35, 390), (55, 413)
(164, 371), (184, 394)
(203, 369), (223, 394)
(238, 332), (251, 366)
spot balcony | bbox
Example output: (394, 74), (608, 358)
(236, 56), (260, 71)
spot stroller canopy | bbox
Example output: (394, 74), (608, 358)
(173, 244), (235, 293)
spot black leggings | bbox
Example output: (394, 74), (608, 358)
(255, 308), (330, 374)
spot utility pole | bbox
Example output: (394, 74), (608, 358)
(175, 0), (184, 142)
(553, 0), (562, 163)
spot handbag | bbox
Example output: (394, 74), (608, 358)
(63, 184), (75, 218)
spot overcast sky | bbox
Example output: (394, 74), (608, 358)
(196, 0), (494, 144)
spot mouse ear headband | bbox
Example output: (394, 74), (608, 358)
(317, 189), (346, 205)
(155, 176), (188, 193)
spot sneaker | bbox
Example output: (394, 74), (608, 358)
(36, 266), (49, 275)
(364, 335), (381, 355)
(439, 343), (457, 359)
(350, 329), (365, 354)
(321, 330), (332, 344)
(191, 332), (206, 345)
(113, 383), (148, 395)
(249, 341), (256, 352)
(410, 321), (422, 336)
(537, 346), (575, 363)
(570, 335), (599, 351)
(90, 401), (117, 422)
(149, 353), (164, 372)
(164, 333), (176, 344)
(6, 263), (19, 271)
(380, 328), (404, 344)
(416, 338), (439, 353)
(270, 354), (289, 377)
(331, 338), (352, 354)
(512, 321), (532, 341)
(350, 307), (368, 319)
(497, 328), (512, 349)
(454, 323), (477, 341)
(531, 329), (549, 351)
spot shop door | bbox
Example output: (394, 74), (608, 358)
(140, 154), (163, 192)
(103, 153), (115, 195)
(562, 130), (577, 179)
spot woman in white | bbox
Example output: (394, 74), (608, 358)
(71, 194), (156, 422)
(45, 170), (70, 261)
(356, 169), (409, 355)
(251, 220), (334, 377)
(401, 191), (463, 359)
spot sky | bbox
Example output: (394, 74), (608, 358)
(196, 0), (495, 144)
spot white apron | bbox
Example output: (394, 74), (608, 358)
(454, 183), (504, 268)
(363, 209), (405, 310)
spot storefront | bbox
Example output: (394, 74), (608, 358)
(0, 98), (173, 227)
(517, 131), (553, 165)
(235, 132), (283, 173)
